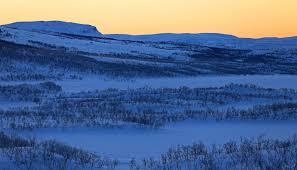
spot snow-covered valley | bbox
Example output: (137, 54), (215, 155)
(1, 21), (297, 170)
(57, 75), (297, 92)
(12, 120), (297, 162)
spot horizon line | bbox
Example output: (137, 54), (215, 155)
(2, 20), (297, 39)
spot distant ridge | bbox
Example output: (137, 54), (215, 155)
(106, 33), (297, 50)
(1, 20), (297, 50)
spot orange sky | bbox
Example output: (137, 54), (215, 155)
(1, 0), (297, 37)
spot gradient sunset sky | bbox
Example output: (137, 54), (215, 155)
(1, 0), (297, 38)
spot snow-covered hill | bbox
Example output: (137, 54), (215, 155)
(0, 23), (196, 62)
(0, 20), (297, 79)
(2, 21), (297, 53)
(3, 21), (102, 37)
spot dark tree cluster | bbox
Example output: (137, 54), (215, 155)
(0, 131), (118, 170)
(131, 135), (297, 170)
(0, 82), (61, 102)
(0, 40), (185, 80)
(1, 84), (297, 129)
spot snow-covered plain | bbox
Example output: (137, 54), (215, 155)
(2, 74), (297, 168)
(13, 120), (297, 162)
(1, 75), (296, 92)
(56, 75), (297, 92)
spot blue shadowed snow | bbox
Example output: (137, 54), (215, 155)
(13, 120), (297, 162)
(56, 75), (297, 92)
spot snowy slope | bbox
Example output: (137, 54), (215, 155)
(1, 20), (297, 77)
(0, 23), (193, 62)
(3, 21), (102, 37)
(0, 25), (190, 62)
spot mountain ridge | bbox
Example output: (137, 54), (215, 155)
(2, 20), (297, 39)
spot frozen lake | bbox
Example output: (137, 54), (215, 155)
(13, 120), (297, 162)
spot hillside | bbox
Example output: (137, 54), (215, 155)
(0, 21), (297, 81)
